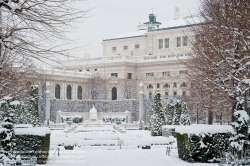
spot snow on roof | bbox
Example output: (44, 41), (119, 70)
(159, 17), (201, 29)
(163, 125), (234, 135)
(15, 127), (51, 136)
(104, 30), (147, 41)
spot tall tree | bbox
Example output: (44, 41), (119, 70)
(118, 79), (134, 99)
(150, 92), (165, 136)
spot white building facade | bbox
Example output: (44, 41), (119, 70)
(43, 11), (198, 101)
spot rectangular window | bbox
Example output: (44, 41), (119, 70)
(173, 92), (177, 96)
(173, 82), (177, 87)
(79, 70), (82, 72)
(165, 92), (169, 96)
(112, 47), (116, 51)
(124, 46), (128, 50)
(182, 91), (186, 96)
(157, 83), (160, 89)
(158, 39), (163, 49)
(179, 70), (188, 74)
(176, 37), (181, 47)
(183, 36), (188, 46)
(94, 69), (97, 71)
(165, 38), (169, 48)
(146, 73), (154, 76)
(127, 73), (132, 79)
(111, 73), (118, 77)
(135, 44), (140, 48)
(162, 71), (171, 76)
(87, 69), (89, 71)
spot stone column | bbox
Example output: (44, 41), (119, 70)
(45, 82), (51, 123)
(139, 82), (144, 122)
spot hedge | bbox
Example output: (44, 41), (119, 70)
(15, 133), (50, 164)
(176, 132), (232, 163)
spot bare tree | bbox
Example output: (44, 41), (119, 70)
(187, 0), (250, 121)
(0, 0), (89, 97)
(118, 79), (134, 99)
(84, 72), (107, 100)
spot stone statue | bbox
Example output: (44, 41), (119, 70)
(83, 105), (103, 125)
(89, 105), (97, 122)
(173, 6), (180, 20)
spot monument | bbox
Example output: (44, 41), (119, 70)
(83, 105), (103, 126)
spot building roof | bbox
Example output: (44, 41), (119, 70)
(103, 16), (201, 41)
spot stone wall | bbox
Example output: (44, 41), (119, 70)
(47, 99), (139, 122)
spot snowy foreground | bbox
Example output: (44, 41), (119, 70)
(44, 127), (217, 166)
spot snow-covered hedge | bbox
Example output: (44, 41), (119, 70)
(61, 116), (83, 123)
(175, 125), (243, 163)
(103, 116), (126, 123)
(15, 127), (50, 164)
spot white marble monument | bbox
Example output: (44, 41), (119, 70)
(83, 105), (103, 125)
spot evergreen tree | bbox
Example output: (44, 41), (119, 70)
(180, 102), (191, 125)
(150, 92), (165, 136)
(165, 102), (175, 125)
(27, 85), (40, 127)
(0, 97), (16, 162)
(173, 100), (182, 125)
(229, 88), (250, 161)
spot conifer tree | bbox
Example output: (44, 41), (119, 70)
(27, 85), (40, 127)
(150, 92), (165, 136)
(173, 100), (182, 125)
(165, 103), (175, 125)
(0, 97), (16, 162)
(180, 102), (191, 125)
(229, 88), (249, 161)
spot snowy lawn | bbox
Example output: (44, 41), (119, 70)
(45, 128), (217, 166)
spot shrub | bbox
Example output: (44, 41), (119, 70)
(15, 134), (50, 164)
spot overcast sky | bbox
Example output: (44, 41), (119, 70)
(67, 0), (200, 59)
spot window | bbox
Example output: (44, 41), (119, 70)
(173, 82), (177, 87)
(55, 84), (60, 99)
(112, 87), (117, 100)
(112, 47), (116, 51)
(135, 44), (140, 48)
(176, 37), (181, 47)
(149, 93), (153, 100)
(87, 69), (89, 71)
(180, 82), (187, 87)
(173, 91), (177, 96)
(124, 46), (128, 50)
(147, 84), (153, 89)
(165, 38), (169, 48)
(111, 73), (118, 77)
(183, 36), (188, 46)
(146, 72), (154, 76)
(162, 71), (171, 76)
(127, 73), (132, 79)
(157, 83), (160, 89)
(179, 70), (188, 74)
(79, 70), (82, 72)
(165, 92), (169, 98)
(66, 85), (72, 100)
(163, 83), (170, 88)
(77, 86), (82, 100)
(94, 69), (97, 71)
(182, 91), (186, 96)
(158, 39), (163, 49)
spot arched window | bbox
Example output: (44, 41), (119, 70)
(77, 86), (82, 100)
(112, 87), (117, 100)
(55, 84), (60, 99)
(180, 82), (187, 87)
(67, 85), (72, 100)
(163, 83), (170, 88)
(147, 84), (153, 89)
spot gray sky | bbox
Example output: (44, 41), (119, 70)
(67, 0), (200, 59)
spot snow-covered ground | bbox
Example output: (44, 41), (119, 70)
(45, 126), (217, 166)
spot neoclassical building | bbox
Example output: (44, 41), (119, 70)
(42, 9), (199, 101)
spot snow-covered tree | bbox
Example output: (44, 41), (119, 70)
(118, 79), (134, 99)
(150, 92), (165, 136)
(173, 100), (182, 125)
(180, 102), (191, 125)
(0, 97), (16, 162)
(229, 88), (250, 161)
(165, 103), (175, 125)
(27, 85), (40, 126)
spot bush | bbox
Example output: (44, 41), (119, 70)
(176, 132), (232, 163)
(15, 134), (50, 164)
(64, 145), (74, 150)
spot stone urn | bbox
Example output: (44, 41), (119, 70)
(66, 120), (73, 126)
(116, 121), (121, 125)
